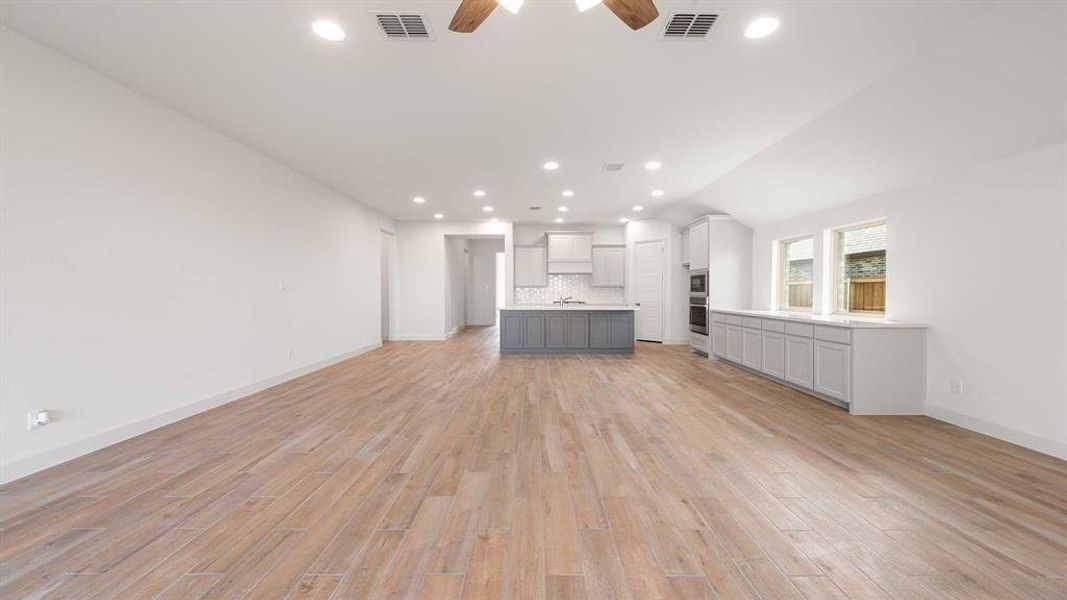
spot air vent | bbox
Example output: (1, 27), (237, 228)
(602, 163), (624, 172)
(529, 206), (542, 211)
(663, 13), (719, 38)
(375, 13), (432, 39)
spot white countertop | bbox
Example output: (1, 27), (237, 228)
(502, 304), (637, 311)
(709, 308), (926, 329)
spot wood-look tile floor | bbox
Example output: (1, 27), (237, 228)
(3, 326), (1067, 599)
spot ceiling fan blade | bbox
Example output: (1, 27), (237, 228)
(449, 0), (498, 33)
(602, 0), (659, 30)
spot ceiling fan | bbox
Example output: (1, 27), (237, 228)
(448, 0), (659, 33)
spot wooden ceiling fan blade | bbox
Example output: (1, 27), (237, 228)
(602, 0), (659, 30)
(449, 0), (497, 33)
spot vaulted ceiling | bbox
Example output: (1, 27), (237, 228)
(2, 1), (1063, 226)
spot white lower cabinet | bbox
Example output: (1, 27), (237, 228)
(741, 327), (762, 370)
(711, 321), (727, 357)
(761, 331), (785, 379)
(814, 340), (850, 402)
(726, 325), (743, 363)
(708, 310), (926, 414)
(784, 335), (814, 389)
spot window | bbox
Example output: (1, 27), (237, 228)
(833, 221), (887, 314)
(778, 236), (814, 311)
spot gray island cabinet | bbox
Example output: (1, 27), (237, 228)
(499, 306), (636, 354)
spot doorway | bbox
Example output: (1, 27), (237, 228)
(635, 239), (665, 342)
(465, 239), (503, 326)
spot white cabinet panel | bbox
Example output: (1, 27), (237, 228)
(680, 229), (691, 266)
(761, 331), (785, 379)
(742, 327), (762, 370)
(711, 321), (728, 358)
(726, 325), (743, 363)
(547, 235), (569, 261)
(547, 233), (592, 261)
(688, 221), (709, 271)
(814, 340), (851, 402)
(591, 245), (624, 287)
(785, 335), (814, 389)
(514, 246), (546, 287)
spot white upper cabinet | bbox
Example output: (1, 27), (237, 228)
(514, 245), (547, 287)
(547, 233), (592, 261)
(591, 245), (625, 287)
(680, 229), (691, 266)
(688, 220), (709, 271)
(547, 232), (593, 273)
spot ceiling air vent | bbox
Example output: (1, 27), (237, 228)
(375, 13), (432, 39)
(602, 163), (625, 172)
(529, 206), (542, 211)
(662, 13), (719, 39)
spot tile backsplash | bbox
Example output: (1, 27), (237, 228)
(515, 274), (625, 305)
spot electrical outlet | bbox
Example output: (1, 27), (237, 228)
(950, 379), (964, 395)
(280, 281), (294, 292)
(27, 410), (51, 430)
(286, 348), (294, 360)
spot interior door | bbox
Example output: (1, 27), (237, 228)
(635, 240), (664, 342)
(467, 249), (496, 326)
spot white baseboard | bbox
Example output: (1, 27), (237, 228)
(387, 333), (449, 341)
(0, 341), (382, 484)
(925, 405), (1067, 461)
(444, 326), (463, 340)
(664, 338), (691, 345)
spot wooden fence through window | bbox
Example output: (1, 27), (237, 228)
(787, 283), (813, 309)
(848, 277), (885, 312)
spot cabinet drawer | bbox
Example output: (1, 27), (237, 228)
(742, 317), (762, 329)
(724, 314), (743, 326)
(761, 319), (785, 333)
(814, 325), (851, 345)
(711, 312), (729, 324)
(690, 333), (709, 353)
(785, 322), (814, 338)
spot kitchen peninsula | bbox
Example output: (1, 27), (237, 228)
(499, 305), (636, 354)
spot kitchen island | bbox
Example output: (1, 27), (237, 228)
(499, 305), (636, 354)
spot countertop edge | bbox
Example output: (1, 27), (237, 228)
(709, 308), (927, 329)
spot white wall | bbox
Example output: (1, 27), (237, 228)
(445, 238), (469, 336)
(393, 222), (513, 340)
(751, 142), (1067, 459)
(0, 29), (391, 482)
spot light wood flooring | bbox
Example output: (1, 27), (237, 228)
(2, 326), (1066, 599)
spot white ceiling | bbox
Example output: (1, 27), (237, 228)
(1, 1), (1063, 227)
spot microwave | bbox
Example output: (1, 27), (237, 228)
(690, 269), (708, 296)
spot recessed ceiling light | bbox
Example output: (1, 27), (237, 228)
(413, 196), (426, 204)
(745, 16), (780, 39)
(497, 0), (524, 14)
(311, 19), (346, 41)
(473, 190), (486, 197)
(575, 0), (602, 12)
(651, 189), (664, 197)
(619, 217), (630, 223)
(557, 206), (568, 213)
(632, 205), (644, 212)
(482, 205), (494, 212)
(644, 161), (662, 171)
(554, 217), (564, 223)
(434, 213), (444, 219)
(543, 160), (560, 171)
(562, 190), (574, 197)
